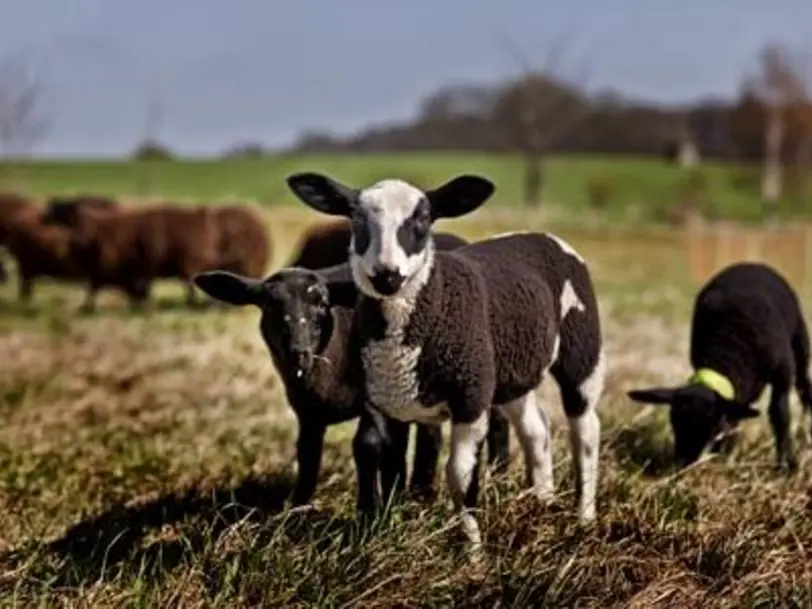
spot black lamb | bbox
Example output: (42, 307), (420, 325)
(628, 261), (812, 471)
(284, 172), (605, 552)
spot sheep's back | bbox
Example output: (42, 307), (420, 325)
(691, 262), (804, 364)
(213, 205), (271, 277)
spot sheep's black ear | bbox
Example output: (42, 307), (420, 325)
(286, 173), (357, 217)
(724, 403), (760, 420)
(193, 271), (265, 307)
(627, 387), (679, 406)
(426, 175), (495, 220)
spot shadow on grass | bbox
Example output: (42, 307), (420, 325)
(0, 471), (357, 592)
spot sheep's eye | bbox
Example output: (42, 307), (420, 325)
(351, 214), (370, 254)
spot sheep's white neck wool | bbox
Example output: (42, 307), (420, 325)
(349, 178), (435, 301)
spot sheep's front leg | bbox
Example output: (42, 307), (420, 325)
(769, 379), (798, 472)
(352, 404), (389, 518)
(379, 417), (409, 505)
(410, 423), (442, 500)
(446, 409), (489, 550)
(291, 420), (326, 506)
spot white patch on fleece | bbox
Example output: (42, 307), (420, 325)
(359, 246), (440, 422)
(560, 279), (586, 321)
(546, 232), (585, 264)
(350, 179), (430, 300)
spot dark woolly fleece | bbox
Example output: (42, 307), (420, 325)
(358, 232), (603, 424)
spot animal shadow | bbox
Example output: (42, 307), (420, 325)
(0, 472), (354, 591)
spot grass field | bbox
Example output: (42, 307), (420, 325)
(0, 152), (799, 225)
(0, 204), (811, 608)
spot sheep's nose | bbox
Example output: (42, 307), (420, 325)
(370, 266), (405, 296)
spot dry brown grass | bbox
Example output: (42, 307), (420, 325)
(0, 209), (810, 607)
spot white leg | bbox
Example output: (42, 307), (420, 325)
(446, 410), (489, 549)
(567, 350), (605, 523)
(499, 391), (554, 500)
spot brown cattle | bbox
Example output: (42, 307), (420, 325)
(0, 193), (83, 303)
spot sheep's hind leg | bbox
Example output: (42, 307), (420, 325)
(769, 371), (798, 472)
(556, 349), (605, 524)
(380, 417), (410, 505)
(487, 407), (511, 476)
(498, 391), (553, 501)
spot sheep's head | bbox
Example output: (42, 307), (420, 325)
(627, 382), (759, 467)
(193, 269), (332, 377)
(41, 200), (83, 227)
(285, 172), (494, 300)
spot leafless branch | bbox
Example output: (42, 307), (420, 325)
(0, 51), (49, 159)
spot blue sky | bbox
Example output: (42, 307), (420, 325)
(3, 0), (812, 157)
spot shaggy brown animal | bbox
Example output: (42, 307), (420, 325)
(211, 204), (271, 278)
(42, 202), (221, 311)
(0, 193), (83, 303)
(46, 195), (119, 215)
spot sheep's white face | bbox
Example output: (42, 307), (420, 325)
(285, 171), (497, 299)
(349, 179), (434, 300)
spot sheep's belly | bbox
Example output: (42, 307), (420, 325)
(362, 339), (448, 424)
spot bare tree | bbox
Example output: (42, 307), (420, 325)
(0, 50), (49, 160)
(135, 74), (167, 194)
(747, 44), (812, 213)
(489, 33), (591, 207)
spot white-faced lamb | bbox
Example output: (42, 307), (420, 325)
(285, 172), (605, 550)
(286, 219), (513, 472)
(193, 233), (509, 511)
(628, 261), (812, 471)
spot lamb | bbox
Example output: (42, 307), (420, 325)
(286, 219), (512, 472)
(193, 231), (510, 510)
(285, 172), (605, 550)
(627, 261), (812, 471)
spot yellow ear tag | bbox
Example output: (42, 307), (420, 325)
(689, 368), (735, 401)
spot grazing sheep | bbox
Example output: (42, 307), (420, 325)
(627, 261), (812, 471)
(287, 220), (512, 471)
(42, 202), (220, 311)
(285, 173), (605, 550)
(211, 204), (272, 278)
(0, 193), (84, 303)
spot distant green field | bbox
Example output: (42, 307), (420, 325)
(0, 153), (798, 224)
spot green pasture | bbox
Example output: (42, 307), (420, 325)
(0, 153), (795, 225)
